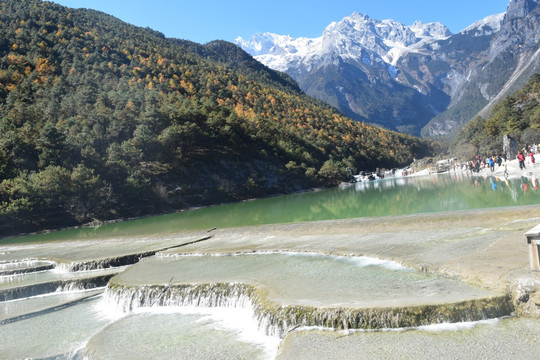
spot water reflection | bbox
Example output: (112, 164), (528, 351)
(3, 173), (540, 244)
(338, 173), (539, 217)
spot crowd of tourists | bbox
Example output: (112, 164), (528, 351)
(441, 143), (538, 177)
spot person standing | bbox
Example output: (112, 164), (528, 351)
(530, 151), (536, 166)
(518, 151), (526, 170)
(488, 157), (495, 172)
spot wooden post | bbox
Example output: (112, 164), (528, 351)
(525, 224), (540, 271)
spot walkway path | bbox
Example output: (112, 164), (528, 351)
(475, 157), (540, 181)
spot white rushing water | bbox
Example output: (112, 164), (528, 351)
(87, 304), (281, 360)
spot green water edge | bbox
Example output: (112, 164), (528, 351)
(2, 172), (539, 245)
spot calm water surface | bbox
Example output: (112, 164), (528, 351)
(3, 173), (540, 244)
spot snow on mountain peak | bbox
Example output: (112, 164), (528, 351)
(236, 32), (323, 72)
(235, 33), (297, 56)
(324, 13), (419, 49)
(236, 12), (454, 71)
(410, 21), (452, 40)
(459, 13), (505, 36)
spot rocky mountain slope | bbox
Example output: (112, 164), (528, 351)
(419, 0), (540, 136)
(237, 0), (540, 137)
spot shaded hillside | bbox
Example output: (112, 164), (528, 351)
(288, 56), (450, 136)
(0, 0), (432, 235)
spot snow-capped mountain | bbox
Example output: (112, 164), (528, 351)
(236, 13), (454, 134)
(236, 13), (451, 71)
(235, 0), (540, 136)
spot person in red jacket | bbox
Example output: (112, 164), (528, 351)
(530, 151), (536, 166)
(517, 151), (526, 170)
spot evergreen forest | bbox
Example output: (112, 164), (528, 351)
(0, 0), (433, 236)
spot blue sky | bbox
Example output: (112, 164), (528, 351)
(49, 0), (510, 44)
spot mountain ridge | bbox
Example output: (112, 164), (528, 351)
(236, 0), (539, 137)
(235, 12), (460, 135)
(424, 0), (539, 136)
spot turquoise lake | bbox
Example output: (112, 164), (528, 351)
(3, 172), (540, 244)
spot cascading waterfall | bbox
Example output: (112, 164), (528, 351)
(104, 282), (514, 339)
(0, 251), (154, 302)
(65, 252), (154, 272)
(0, 259), (55, 276)
(0, 274), (116, 301)
(106, 283), (254, 312)
(0, 256), (125, 301)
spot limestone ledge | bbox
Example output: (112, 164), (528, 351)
(156, 206), (540, 319)
(105, 281), (513, 338)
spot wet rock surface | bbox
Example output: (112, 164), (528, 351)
(276, 317), (540, 360)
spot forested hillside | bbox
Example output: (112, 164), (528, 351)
(0, 0), (432, 235)
(452, 73), (540, 158)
